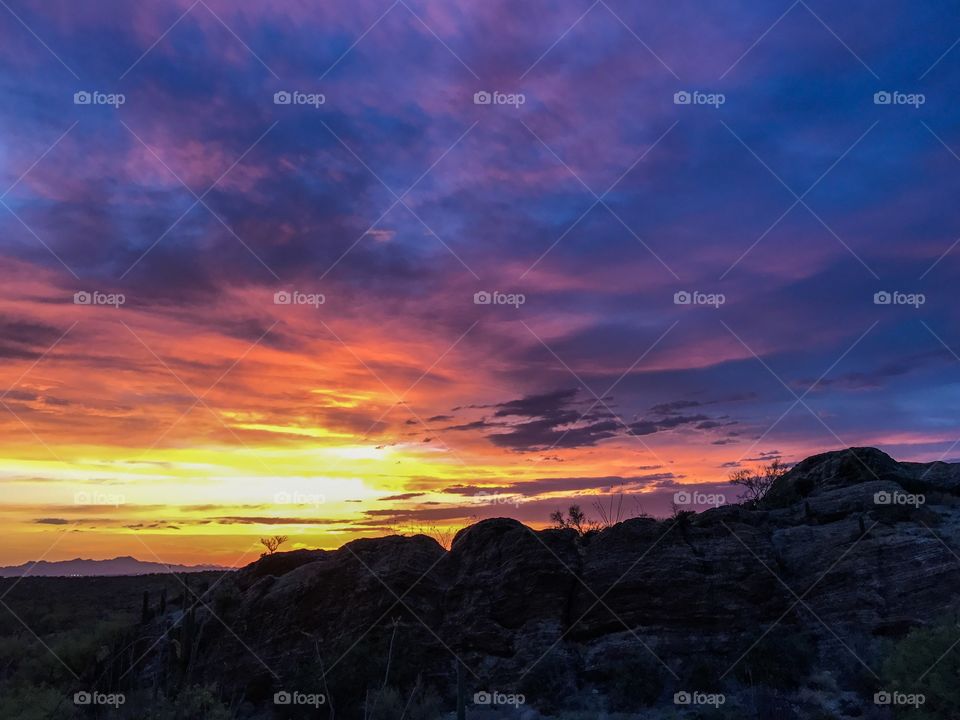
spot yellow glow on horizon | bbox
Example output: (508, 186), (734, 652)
(231, 422), (354, 439)
(308, 388), (375, 408)
(326, 445), (394, 460)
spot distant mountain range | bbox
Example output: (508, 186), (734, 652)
(0, 555), (229, 577)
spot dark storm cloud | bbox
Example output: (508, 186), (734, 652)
(2, 390), (39, 402)
(0, 318), (65, 360)
(214, 516), (344, 525)
(444, 472), (677, 498)
(379, 492), (426, 501)
(445, 419), (497, 432)
(479, 388), (619, 451)
(492, 388), (580, 418)
(743, 451), (783, 462)
(444, 388), (736, 451)
(488, 418), (622, 451)
(649, 400), (704, 415)
(627, 414), (710, 436)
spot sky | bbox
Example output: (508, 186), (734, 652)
(1, 0), (959, 565)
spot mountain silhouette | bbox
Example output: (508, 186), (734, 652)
(0, 555), (227, 577)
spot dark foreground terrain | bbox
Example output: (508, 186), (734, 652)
(3, 447), (960, 719)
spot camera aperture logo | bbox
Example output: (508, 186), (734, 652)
(673, 490), (726, 508)
(473, 90), (526, 108)
(75, 490), (125, 507)
(274, 290), (325, 308)
(873, 290), (924, 308)
(674, 90), (725, 108)
(874, 91), (925, 108)
(874, 690), (925, 708)
(274, 490), (325, 507)
(473, 690), (525, 708)
(273, 690), (325, 708)
(474, 290), (525, 308)
(73, 290), (125, 308)
(473, 490), (522, 509)
(674, 290), (725, 308)
(73, 90), (125, 108)
(873, 490), (924, 508)
(74, 691), (125, 708)
(674, 690), (725, 708)
(273, 90), (325, 108)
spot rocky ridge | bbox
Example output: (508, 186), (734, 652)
(130, 448), (960, 718)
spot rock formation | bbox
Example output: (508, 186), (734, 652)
(133, 448), (960, 718)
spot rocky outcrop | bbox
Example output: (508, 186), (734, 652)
(137, 448), (960, 718)
(762, 446), (955, 507)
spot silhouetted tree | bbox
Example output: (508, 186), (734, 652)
(729, 459), (787, 505)
(259, 535), (288, 556)
(550, 505), (594, 536)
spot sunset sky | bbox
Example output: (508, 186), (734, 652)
(2, 0), (959, 565)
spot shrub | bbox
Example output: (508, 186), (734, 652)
(882, 617), (960, 719)
(550, 505), (596, 536)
